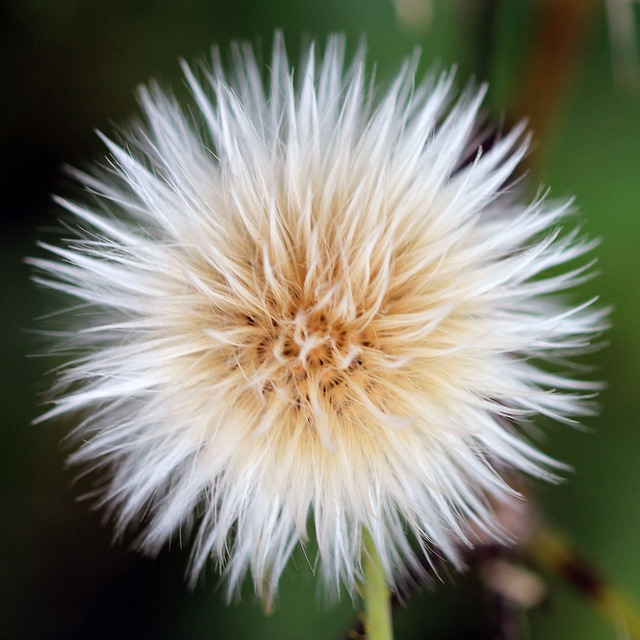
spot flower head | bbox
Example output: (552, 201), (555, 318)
(32, 34), (605, 599)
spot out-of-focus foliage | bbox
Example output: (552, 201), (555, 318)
(1, 1), (639, 638)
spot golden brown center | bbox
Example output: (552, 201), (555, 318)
(239, 306), (375, 406)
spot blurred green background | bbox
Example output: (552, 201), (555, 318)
(1, 1), (639, 638)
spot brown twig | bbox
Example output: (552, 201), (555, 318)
(514, 0), (599, 152)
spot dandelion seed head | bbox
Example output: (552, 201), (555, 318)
(31, 34), (606, 600)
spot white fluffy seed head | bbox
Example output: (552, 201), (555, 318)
(30, 34), (607, 601)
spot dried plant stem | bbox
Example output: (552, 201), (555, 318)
(515, 0), (598, 150)
(362, 531), (394, 640)
(529, 528), (640, 640)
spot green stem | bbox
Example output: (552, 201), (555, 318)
(362, 531), (394, 640)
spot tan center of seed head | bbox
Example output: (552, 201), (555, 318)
(244, 304), (374, 406)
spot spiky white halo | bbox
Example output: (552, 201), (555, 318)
(32, 34), (605, 600)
